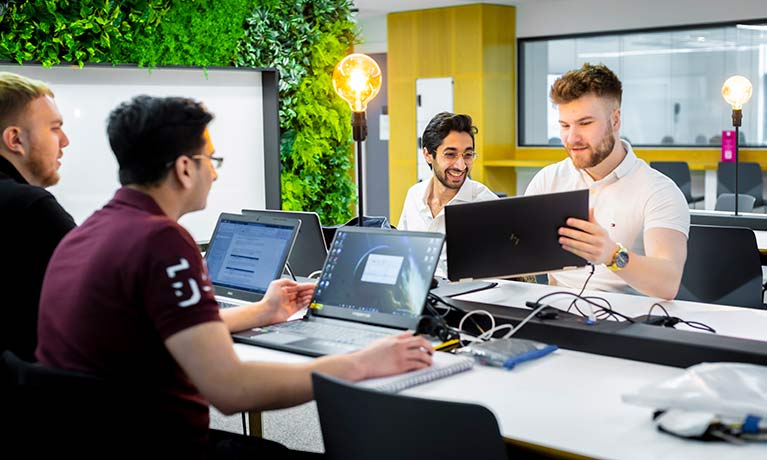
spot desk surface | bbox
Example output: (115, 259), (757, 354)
(235, 281), (767, 460)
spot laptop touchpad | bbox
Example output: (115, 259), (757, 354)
(250, 332), (304, 344)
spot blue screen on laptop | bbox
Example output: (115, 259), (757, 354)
(206, 219), (294, 294)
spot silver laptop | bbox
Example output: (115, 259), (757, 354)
(233, 226), (445, 356)
(241, 209), (328, 278)
(205, 213), (301, 307)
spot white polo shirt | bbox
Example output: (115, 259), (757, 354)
(399, 177), (499, 278)
(525, 141), (689, 295)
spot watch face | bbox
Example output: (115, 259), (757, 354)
(616, 251), (629, 268)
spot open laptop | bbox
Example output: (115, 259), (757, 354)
(232, 226), (445, 356)
(241, 209), (328, 277)
(205, 213), (301, 307)
(444, 189), (589, 281)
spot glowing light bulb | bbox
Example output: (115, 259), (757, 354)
(722, 75), (753, 110)
(332, 53), (382, 112)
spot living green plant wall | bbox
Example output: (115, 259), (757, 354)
(235, 0), (356, 224)
(0, 0), (357, 224)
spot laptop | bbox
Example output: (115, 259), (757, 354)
(444, 189), (589, 281)
(205, 212), (301, 307)
(232, 226), (445, 356)
(241, 209), (328, 277)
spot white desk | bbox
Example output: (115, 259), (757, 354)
(235, 281), (767, 459)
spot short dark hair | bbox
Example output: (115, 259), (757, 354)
(550, 63), (622, 106)
(107, 95), (214, 186)
(422, 112), (478, 161)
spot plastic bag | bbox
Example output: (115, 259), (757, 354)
(622, 362), (767, 419)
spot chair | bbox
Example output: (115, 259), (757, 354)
(717, 162), (765, 210)
(677, 225), (764, 309)
(715, 193), (756, 213)
(0, 351), (173, 455)
(312, 372), (507, 460)
(649, 161), (704, 206)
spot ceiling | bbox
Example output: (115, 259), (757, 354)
(351, 0), (534, 19)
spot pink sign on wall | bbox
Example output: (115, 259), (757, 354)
(721, 130), (736, 162)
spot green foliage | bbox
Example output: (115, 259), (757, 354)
(0, 0), (358, 224)
(0, 0), (169, 67)
(116, 0), (252, 67)
(236, 0), (357, 224)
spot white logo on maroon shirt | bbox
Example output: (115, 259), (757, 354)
(166, 258), (201, 308)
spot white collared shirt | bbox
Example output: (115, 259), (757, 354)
(399, 176), (499, 277)
(525, 141), (689, 294)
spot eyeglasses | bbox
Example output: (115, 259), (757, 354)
(191, 154), (224, 169)
(440, 151), (477, 163)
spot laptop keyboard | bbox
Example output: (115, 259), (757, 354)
(277, 321), (391, 346)
(218, 301), (238, 309)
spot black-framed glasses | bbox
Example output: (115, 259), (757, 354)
(191, 154), (224, 169)
(440, 151), (477, 163)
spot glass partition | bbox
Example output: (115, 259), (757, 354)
(519, 21), (767, 147)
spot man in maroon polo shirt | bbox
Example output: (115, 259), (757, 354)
(36, 96), (434, 457)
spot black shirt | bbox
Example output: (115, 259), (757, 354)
(0, 155), (75, 361)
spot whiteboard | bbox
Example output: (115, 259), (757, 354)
(0, 64), (281, 241)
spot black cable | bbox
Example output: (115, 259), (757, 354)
(566, 263), (596, 316)
(646, 302), (716, 333)
(241, 412), (248, 435)
(533, 291), (635, 323)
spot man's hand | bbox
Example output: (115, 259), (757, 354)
(558, 208), (617, 265)
(351, 332), (434, 380)
(261, 278), (316, 324)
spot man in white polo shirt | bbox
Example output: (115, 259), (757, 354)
(525, 63), (689, 299)
(399, 112), (498, 278)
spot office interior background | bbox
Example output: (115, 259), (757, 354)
(3, 0), (765, 225)
(2, 1), (767, 454)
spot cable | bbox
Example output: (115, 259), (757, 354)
(566, 263), (596, 316)
(307, 270), (323, 279)
(647, 302), (717, 333)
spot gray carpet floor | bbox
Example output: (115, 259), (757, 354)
(210, 401), (325, 453)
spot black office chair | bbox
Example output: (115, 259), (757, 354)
(717, 162), (765, 211)
(0, 350), (181, 455)
(312, 372), (507, 460)
(649, 161), (704, 207)
(322, 215), (395, 249)
(715, 193), (756, 213)
(677, 225), (764, 309)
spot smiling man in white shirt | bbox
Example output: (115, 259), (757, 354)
(525, 64), (689, 299)
(398, 112), (498, 278)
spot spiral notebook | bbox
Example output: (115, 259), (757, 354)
(357, 352), (474, 393)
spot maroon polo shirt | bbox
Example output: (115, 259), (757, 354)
(36, 187), (221, 449)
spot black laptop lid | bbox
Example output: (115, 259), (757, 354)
(309, 227), (445, 330)
(241, 209), (328, 277)
(205, 213), (300, 301)
(445, 189), (589, 281)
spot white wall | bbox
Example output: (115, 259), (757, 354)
(516, 0), (767, 38)
(357, 0), (767, 48)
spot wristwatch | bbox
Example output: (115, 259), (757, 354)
(606, 243), (629, 271)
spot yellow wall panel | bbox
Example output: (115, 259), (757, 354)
(388, 4), (517, 223)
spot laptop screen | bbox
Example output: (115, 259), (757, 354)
(205, 215), (299, 296)
(310, 227), (445, 329)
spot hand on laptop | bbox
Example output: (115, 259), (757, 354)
(261, 278), (316, 324)
(558, 208), (616, 265)
(351, 332), (434, 379)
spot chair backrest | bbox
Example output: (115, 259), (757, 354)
(677, 225), (764, 309)
(0, 350), (170, 454)
(715, 193), (756, 213)
(312, 372), (507, 460)
(649, 161), (694, 203)
(717, 162), (764, 207)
